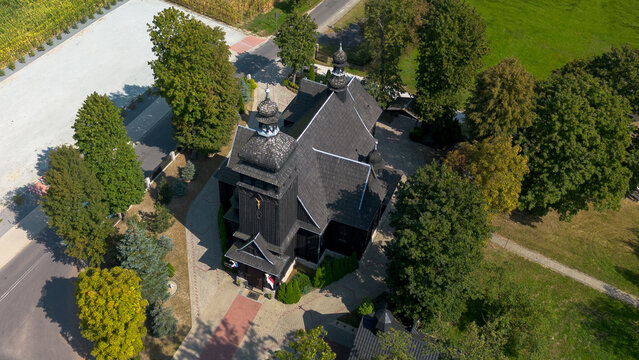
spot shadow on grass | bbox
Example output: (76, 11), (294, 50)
(577, 296), (639, 358)
(508, 210), (543, 227)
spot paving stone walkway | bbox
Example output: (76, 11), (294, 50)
(491, 233), (639, 309)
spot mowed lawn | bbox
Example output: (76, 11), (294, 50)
(483, 246), (639, 359)
(468, 0), (639, 78)
(493, 199), (639, 298)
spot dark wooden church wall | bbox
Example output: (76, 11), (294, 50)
(295, 229), (320, 263)
(218, 181), (235, 212)
(323, 221), (369, 259)
(277, 177), (298, 242)
(238, 188), (278, 244)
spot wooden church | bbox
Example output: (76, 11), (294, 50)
(215, 47), (400, 291)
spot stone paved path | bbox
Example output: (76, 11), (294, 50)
(491, 233), (639, 309)
(199, 295), (262, 360)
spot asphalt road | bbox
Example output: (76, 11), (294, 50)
(0, 228), (85, 360)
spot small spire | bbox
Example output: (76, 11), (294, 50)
(265, 86), (270, 100)
(339, 42), (343, 51)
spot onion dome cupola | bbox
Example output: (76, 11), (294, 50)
(328, 43), (349, 92)
(256, 88), (280, 137)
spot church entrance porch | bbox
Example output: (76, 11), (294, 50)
(244, 265), (265, 290)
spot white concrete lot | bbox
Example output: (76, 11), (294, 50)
(0, 0), (247, 206)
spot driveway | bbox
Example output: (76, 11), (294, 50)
(0, 0), (250, 207)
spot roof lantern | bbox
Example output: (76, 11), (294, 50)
(257, 88), (279, 137)
(328, 43), (348, 93)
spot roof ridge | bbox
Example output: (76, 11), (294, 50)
(297, 92), (334, 141)
(312, 147), (372, 169)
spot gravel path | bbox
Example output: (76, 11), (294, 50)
(491, 233), (639, 309)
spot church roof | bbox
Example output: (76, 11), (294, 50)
(218, 77), (397, 233)
(225, 232), (290, 277)
(238, 132), (296, 172)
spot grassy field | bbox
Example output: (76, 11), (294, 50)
(467, 0), (639, 79)
(482, 245), (639, 359)
(243, 0), (322, 36)
(331, 0), (366, 32)
(0, 0), (108, 68)
(493, 199), (639, 298)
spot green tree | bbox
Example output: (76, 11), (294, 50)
(117, 224), (171, 305)
(466, 58), (536, 139)
(274, 326), (336, 360)
(75, 267), (148, 360)
(181, 160), (196, 182)
(147, 203), (175, 234)
(149, 302), (178, 338)
(357, 297), (374, 316)
(588, 44), (639, 113)
(41, 146), (113, 266)
(415, 0), (489, 122)
(373, 328), (415, 360)
(519, 73), (633, 220)
(433, 321), (507, 360)
(363, 0), (414, 108)
(445, 136), (529, 214)
(386, 162), (489, 322)
(148, 7), (240, 154)
(73, 92), (144, 214)
(274, 11), (318, 84)
(626, 129), (639, 191)
(277, 279), (302, 304)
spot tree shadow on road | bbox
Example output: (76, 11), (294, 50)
(37, 276), (90, 359)
(108, 84), (150, 109)
(234, 53), (287, 85)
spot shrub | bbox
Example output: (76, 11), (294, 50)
(37, 45), (45, 51)
(8, 62), (15, 70)
(148, 204), (175, 233)
(63, 28), (70, 34)
(28, 51), (35, 57)
(157, 235), (174, 253)
(111, 0), (117, 4)
(80, 17), (87, 24)
(149, 302), (177, 338)
(97, 8), (104, 15)
(238, 93), (245, 113)
(313, 266), (326, 288)
(89, 13), (95, 19)
(56, 34), (62, 40)
(308, 66), (316, 81)
(71, 23), (78, 29)
(277, 279), (302, 304)
(0, 70), (4, 76)
(314, 253), (359, 288)
(157, 177), (173, 205)
(181, 161), (196, 182)
(18, 57), (25, 63)
(409, 127), (425, 142)
(105, 3), (111, 9)
(46, 39), (53, 46)
(292, 273), (312, 295)
(240, 77), (251, 103)
(357, 297), (374, 316)
(248, 78), (258, 91)
(172, 180), (187, 197)
(167, 263), (175, 277)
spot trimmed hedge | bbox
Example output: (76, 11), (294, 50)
(292, 273), (312, 295)
(313, 252), (359, 288)
(277, 278), (301, 304)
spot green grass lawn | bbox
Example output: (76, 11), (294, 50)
(493, 199), (639, 298)
(243, 0), (322, 36)
(482, 245), (639, 359)
(331, 0), (366, 32)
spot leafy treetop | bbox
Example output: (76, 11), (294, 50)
(274, 11), (318, 84)
(273, 326), (336, 360)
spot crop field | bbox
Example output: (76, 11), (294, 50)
(168, 0), (271, 25)
(0, 0), (109, 68)
(467, 0), (639, 78)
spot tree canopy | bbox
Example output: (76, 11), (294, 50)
(587, 44), (639, 112)
(519, 73), (633, 220)
(445, 136), (529, 214)
(73, 92), (144, 214)
(75, 267), (148, 360)
(373, 328), (415, 360)
(466, 58), (536, 139)
(363, 0), (414, 108)
(273, 326), (336, 360)
(386, 162), (489, 322)
(274, 11), (317, 84)
(117, 224), (172, 306)
(41, 145), (113, 266)
(415, 0), (488, 121)
(148, 7), (240, 154)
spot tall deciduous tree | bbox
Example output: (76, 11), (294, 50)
(117, 224), (172, 306)
(519, 73), (633, 220)
(588, 44), (639, 113)
(73, 92), (144, 214)
(75, 267), (148, 360)
(148, 7), (240, 154)
(386, 162), (489, 323)
(445, 136), (529, 214)
(274, 11), (317, 84)
(41, 145), (112, 266)
(274, 326), (336, 360)
(363, 0), (414, 108)
(466, 58), (536, 139)
(373, 328), (415, 360)
(415, 0), (488, 122)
